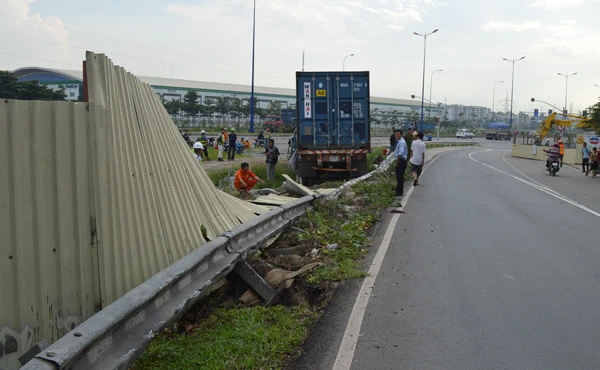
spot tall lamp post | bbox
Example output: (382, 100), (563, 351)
(492, 80), (503, 120)
(557, 72), (577, 114)
(502, 56), (525, 130)
(414, 29), (439, 131)
(249, 0), (257, 133)
(428, 69), (442, 118)
(343, 53), (354, 71)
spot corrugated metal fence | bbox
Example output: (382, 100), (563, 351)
(0, 52), (267, 368)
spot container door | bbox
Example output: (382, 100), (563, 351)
(297, 74), (335, 148)
(333, 73), (369, 148)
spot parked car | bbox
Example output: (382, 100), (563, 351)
(456, 129), (474, 139)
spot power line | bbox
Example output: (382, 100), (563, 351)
(0, 12), (286, 77)
(0, 33), (292, 81)
(0, 52), (81, 67)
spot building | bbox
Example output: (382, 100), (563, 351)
(12, 67), (445, 119)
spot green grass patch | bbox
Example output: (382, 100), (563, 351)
(301, 173), (397, 284)
(131, 305), (316, 370)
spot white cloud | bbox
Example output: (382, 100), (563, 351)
(482, 20), (542, 32)
(527, 0), (596, 10)
(0, 0), (71, 68)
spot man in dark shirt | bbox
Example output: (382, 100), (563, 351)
(389, 127), (397, 152)
(228, 128), (238, 161)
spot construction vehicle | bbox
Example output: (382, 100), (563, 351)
(532, 112), (588, 139)
(290, 71), (370, 185)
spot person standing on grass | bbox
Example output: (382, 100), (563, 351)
(199, 130), (209, 160)
(265, 138), (280, 181)
(228, 128), (237, 161)
(404, 127), (414, 156)
(582, 142), (591, 173)
(409, 132), (426, 186)
(217, 128), (226, 161)
(392, 129), (408, 198)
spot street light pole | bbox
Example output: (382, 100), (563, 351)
(343, 53), (354, 71)
(429, 69), (442, 119)
(414, 29), (438, 132)
(557, 72), (577, 114)
(492, 80), (503, 120)
(502, 56), (525, 130)
(249, 0), (256, 133)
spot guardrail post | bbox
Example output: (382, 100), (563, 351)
(234, 261), (275, 302)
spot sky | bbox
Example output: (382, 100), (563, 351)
(1, 0), (599, 114)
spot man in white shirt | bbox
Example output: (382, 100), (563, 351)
(409, 131), (426, 186)
(193, 141), (204, 163)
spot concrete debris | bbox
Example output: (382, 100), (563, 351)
(251, 188), (281, 196)
(282, 174), (316, 196)
(325, 243), (339, 251)
(250, 193), (299, 206)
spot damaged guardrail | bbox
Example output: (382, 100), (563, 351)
(22, 195), (318, 370)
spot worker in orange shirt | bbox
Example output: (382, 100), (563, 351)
(234, 162), (265, 195)
(558, 139), (565, 167)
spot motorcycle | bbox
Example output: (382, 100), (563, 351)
(547, 157), (560, 176)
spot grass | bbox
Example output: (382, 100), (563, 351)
(302, 172), (397, 284)
(131, 305), (316, 370)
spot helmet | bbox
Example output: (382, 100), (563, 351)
(200, 130), (206, 134)
(558, 139), (563, 143)
(230, 128), (236, 132)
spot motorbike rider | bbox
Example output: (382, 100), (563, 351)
(543, 142), (560, 169)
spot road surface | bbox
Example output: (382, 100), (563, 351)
(290, 139), (600, 370)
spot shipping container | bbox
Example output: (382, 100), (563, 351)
(291, 71), (370, 185)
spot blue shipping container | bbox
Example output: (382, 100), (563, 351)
(296, 71), (370, 149)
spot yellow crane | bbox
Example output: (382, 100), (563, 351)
(533, 112), (589, 139)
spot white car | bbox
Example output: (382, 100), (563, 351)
(456, 129), (474, 139)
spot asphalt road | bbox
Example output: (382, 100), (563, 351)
(291, 139), (600, 370)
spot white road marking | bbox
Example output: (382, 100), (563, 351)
(469, 150), (600, 218)
(332, 213), (399, 370)
(333, 151), (447, 369)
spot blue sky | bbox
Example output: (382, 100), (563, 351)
(1, 0), (599, 114)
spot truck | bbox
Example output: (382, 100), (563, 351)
(290, 71), (370, 185)
(486, 122), (512, 140)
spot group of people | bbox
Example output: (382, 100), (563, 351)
(543, 139), (600, 177)
(389, 127), (426, 198)
(581, 142), (599, 177)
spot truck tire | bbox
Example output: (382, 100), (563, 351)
(354, 159), (368, 178)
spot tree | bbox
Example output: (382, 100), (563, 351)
(163, 100), (183, 115)
(585, 98), (600, 130)
(267, 101), (282, 115)
(182, 90), (201, 116)
(0, 70), (19, 98)
(0, 70), (66, 101)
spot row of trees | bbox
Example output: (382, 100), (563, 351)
(0, 71), (67, 101)
(164, 90), (290, 118)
